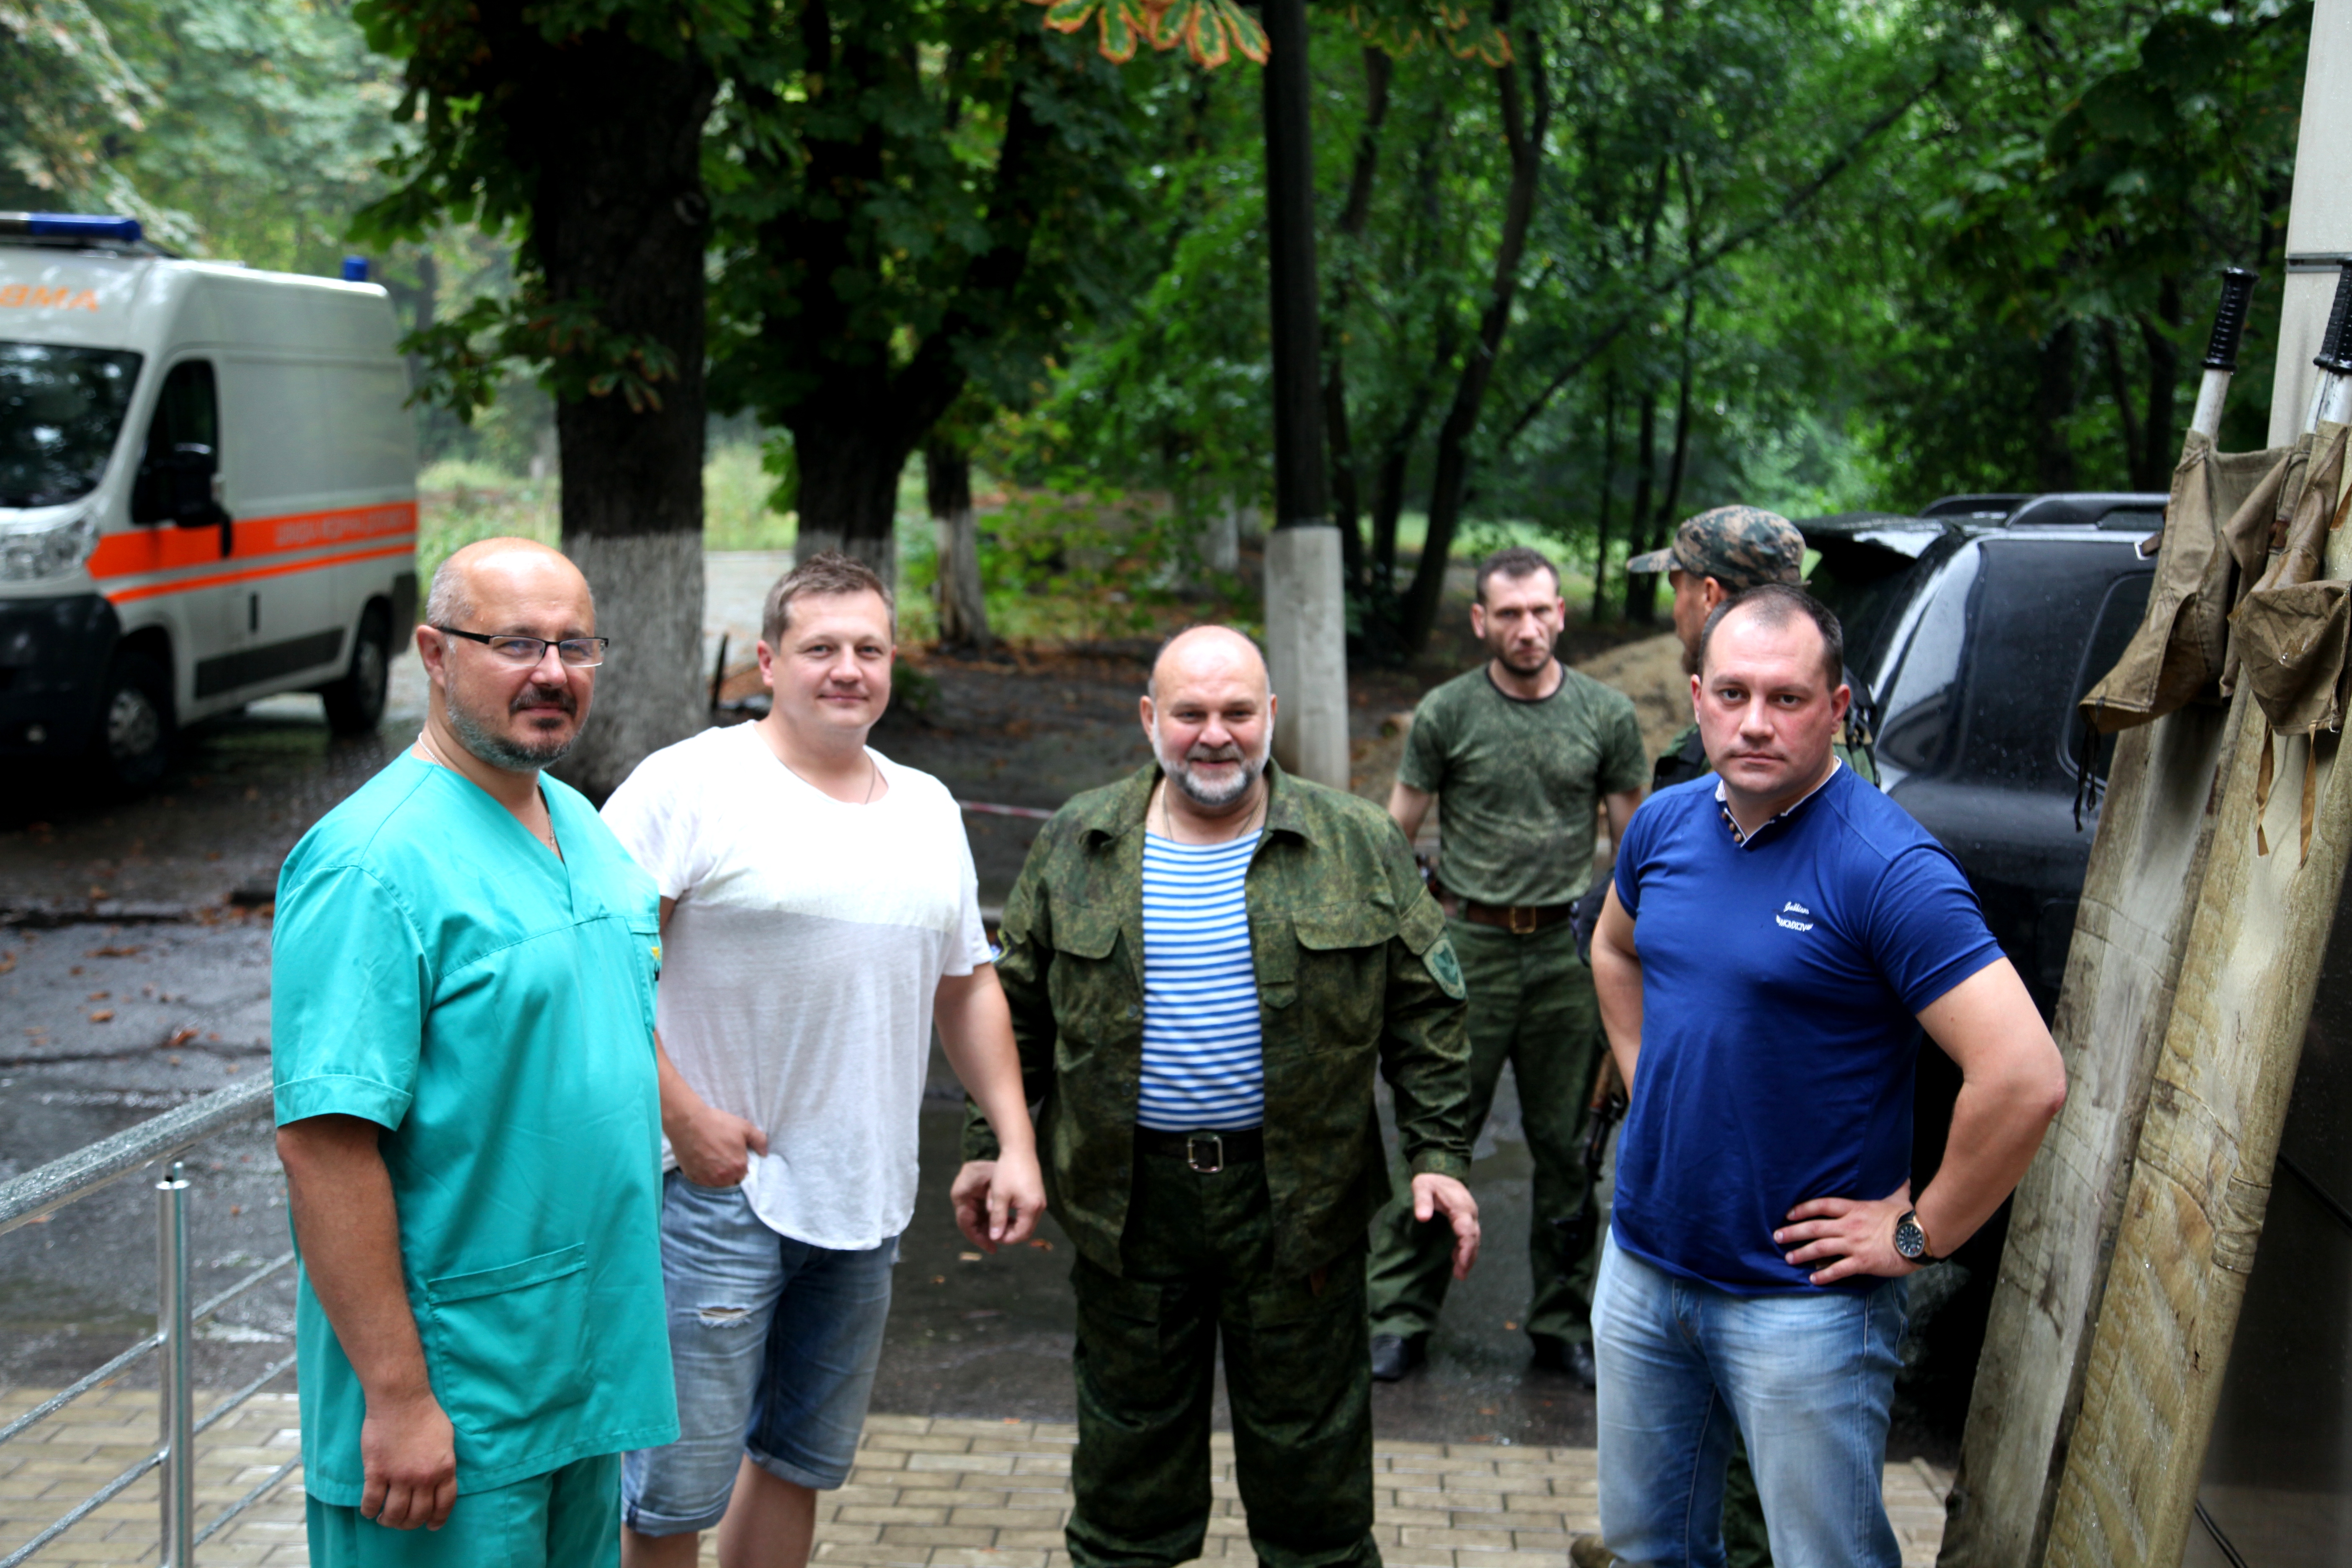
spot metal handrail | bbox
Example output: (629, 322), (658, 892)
(0, 1077), (272, 1235)
(0, 1080), (301, 1565)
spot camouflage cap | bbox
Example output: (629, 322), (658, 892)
(1625, 505), (1805, 591)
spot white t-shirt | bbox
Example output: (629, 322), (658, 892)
(600, 723), (992, 1251)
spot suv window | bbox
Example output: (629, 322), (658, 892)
(2064, 572), (2155, 781)
(1873, 543), (1979, 776)
(130, 359), (219, 525)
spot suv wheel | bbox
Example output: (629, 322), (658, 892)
(89, 649), (175, 794)
(321, 605), (392, 736)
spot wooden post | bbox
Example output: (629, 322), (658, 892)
(1935, 703), (2236, 1567)
(2042, 680), (2347, 1564)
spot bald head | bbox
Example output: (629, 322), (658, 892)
(1149, 625), (1269, 701)
(1141, 625), (1276, 812)
(418, 537), (598, 775)
(425, 537), (591, 632)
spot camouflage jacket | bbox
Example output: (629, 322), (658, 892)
(963, 759), (1474, 1279)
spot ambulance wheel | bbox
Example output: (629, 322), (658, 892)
(322, 604), (391, 736)
(89, 649), (175, 794)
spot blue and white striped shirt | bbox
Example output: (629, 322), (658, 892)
(1137, 831), (1264, 1131)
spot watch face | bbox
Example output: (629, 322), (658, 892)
(1894, 1213), (1928, 1260)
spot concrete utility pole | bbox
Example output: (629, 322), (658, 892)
(1259, 0), (1350, 788)
(2266, 0), (2352, 445)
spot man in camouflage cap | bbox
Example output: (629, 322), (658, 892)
(955, 626), (1478, 1568)
(1630, 505), (1875, 790)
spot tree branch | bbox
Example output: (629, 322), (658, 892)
(1499, 64), (1947, 451)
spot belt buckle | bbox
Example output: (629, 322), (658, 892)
(1186, 1134), (1224, 1174)
(1508, 904), (1538, 936)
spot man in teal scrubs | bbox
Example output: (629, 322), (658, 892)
(273, 538), (678, 1565)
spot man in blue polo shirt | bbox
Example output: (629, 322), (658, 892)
(1586, 583), (2066, 1568)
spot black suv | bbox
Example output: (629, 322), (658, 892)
(1800, 490), (2164, 1434)
(1805, 490), (2166, 1015)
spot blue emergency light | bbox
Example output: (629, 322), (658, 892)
(0, 212), (144, 244)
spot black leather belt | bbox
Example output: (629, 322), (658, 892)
(1457, 897), (1578, 935)
(1136, 1127), (1264, 1172)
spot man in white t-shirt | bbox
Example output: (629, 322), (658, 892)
(602, 553), (1047, 1568)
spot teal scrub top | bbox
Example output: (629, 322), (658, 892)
(271, 753), (679, 1505)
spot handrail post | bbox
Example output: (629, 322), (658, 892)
(156, 1159), (195, 1566)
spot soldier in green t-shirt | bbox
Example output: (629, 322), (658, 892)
(1367, 547), (1648, 1387)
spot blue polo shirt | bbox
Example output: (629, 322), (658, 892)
(272, 755), (679, 1503)
(1610, 763), (2003, 1295)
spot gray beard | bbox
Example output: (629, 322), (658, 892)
(446, 683), (579, 771)
(1160, 734), (1269, 808)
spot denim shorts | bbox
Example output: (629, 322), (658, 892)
(622, 1173), (897, 1536)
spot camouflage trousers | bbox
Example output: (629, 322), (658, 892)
(1366, 917), (1605, 1346)
(1068, 1148), (1377, 1568)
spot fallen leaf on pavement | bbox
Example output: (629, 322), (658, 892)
(88, 1010), (114, 1022)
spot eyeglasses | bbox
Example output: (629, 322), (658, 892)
(433, 626), (611, 668)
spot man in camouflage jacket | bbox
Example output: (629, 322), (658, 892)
(957, 626), (1476, 1568)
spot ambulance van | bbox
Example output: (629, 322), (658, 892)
(0, 213), (417, 791)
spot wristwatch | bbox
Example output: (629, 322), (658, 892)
(1893, 1209), (1936, 1264)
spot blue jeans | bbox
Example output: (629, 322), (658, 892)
(622, 1174), (897, 1536)
(1592, 1235), (1908, 1568)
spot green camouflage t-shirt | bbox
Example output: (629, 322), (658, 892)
(1400, 663), (1648, 908)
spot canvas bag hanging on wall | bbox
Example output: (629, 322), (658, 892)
(2079, 430), (2290, 734)
(2230, 423), (2352, 861)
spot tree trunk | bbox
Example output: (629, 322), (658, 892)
(1260, 0), (1346, 788)
(1593, 370), (1620, 622)
(1651, 281), (1697, 545)
(482, 7), (714, 801)
(750, 15), (1057, 576)
(2037, 319), (2080, 492)
(926, 439), (989, 652)
(2097, 318), (2146, 487)
(1371, 318), (1457, 596)
(2139, 273), (2183, 488)
(793, 413), (912, 576)
(1398, 8), (1549, 652)
(1322, 47), (1393, 593)
(1622, 391), (1659, 622)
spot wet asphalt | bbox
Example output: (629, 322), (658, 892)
(0, 646), (1602, 1451)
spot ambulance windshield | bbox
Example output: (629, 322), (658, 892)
(0, 341), (144, 509)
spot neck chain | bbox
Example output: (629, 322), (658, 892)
(779, 750), (880, 804)
(1158, 777), (1266, 845)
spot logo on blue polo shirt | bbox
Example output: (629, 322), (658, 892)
(1775, 901), (1815, 932)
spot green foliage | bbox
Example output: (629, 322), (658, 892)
(0, 0), (158, 227)
(999, 0), (2311, 637)
(701, 0), (1148, 546)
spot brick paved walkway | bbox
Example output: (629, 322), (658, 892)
(1, 1393), (1952, 1565)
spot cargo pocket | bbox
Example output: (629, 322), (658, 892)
(422, 1245), (593, 1442)
(1291, 905), (1393, 1052)
(1048, 903), (1129, 1068)
(1071, 1258), (1186, 1409)
(1235, 1248), (1369, 1427)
